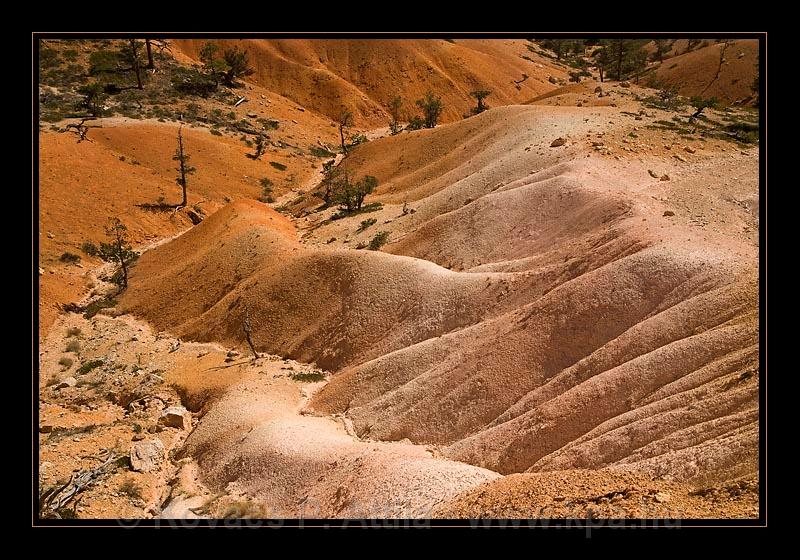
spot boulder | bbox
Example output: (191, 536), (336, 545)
(159, 406), (192, 430)
(130, 439), (165, 472)
(660, 174), (670, 181)
(550, 137), (567, 148)
(56, 377), (77, 389)
(663, 210), (675, 217)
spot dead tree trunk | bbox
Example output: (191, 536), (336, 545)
(145, 39), (155, 69)
(243, 308), (258, 359)
(176, 127), (188, 207)
(130, 39), (143, 89)
(339, 123), (347, 155)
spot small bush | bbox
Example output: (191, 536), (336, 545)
(59, 252), (81, 264)
(368, 231), (389, 251)
(405, 116), (425, 131)
(83, 295), (117, 319)
(58, 357), (74, 369)
(77, 359), (104, 375)
(65, 340), (80, 353)
(357, 218), (377, 232)
(66, 327), (81, 337)
(269, 161), (287, 171)
(310, 145), (336, 158)
(289, 371), (326, 383)
(119, 478), (143, 500)
(210, 128), (223, 136)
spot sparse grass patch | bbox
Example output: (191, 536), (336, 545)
(66, 327), (82, 337)
(58, 357), (74, 369)
(119, 478), (143, 500)
(65, 340), (80, 353)
(269, 161), (287, 171)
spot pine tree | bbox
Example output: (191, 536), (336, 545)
(416, 91), (444, 128)
(97, 218), (137, 288)
(173, 126), (196, 207)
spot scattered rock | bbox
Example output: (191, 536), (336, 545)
(40, 424), (54, 433)
(130, 439), (165, 473)
(39, 267), (44, 275)
(47, 232), (55, 239)
(619, 81), (631, 88)
(246, 112), (258, 119)
(548, 76), (558, 84)
(673, 155), (687, 163)
(159, 406), (192, 430)
(227, 350), (240, 358)
(660, 174), (670, 181)
(684, 146), (696, 154)
(634, 116), (642, 120)
(663, 210), (675, 217)
(291, 119), (298, 124)
(550, 137), (567, 148)
(648, 169), (659, 178)
(56, 377), (77, 389)
(594, 86), (603, 94)
(654, 492), (671, 503)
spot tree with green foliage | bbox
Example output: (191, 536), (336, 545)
(97, 218), (137, 288)
(595, 39), (648, 82)
(416, 91), (444, 128)
(469, 90), (491, 115)
(198, 42), (254, 88)
(652, 39), (671, 63)
(76, 83), (107, 117)
(314, 160), (339, 204)
(173, 126), (196, 207)
(388, 96), (403, 135)
(221, 46), (255, 86)
(689, 96), (719, 122)
(128, 39), (143, 89)
(337, 111), (353, 154)
(331, 173), (378, 212)
(250, 134), (267, 160)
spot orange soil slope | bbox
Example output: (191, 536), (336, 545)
(647, 39), (759, 105)
(38, 119), (325, 333)
(173, 39), (565, 126)
(121, 105), (758, 488)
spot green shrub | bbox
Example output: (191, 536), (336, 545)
(59, 252), (81, 264)
(289, 371), (326, 382)
(368, 231), (389, 251)
(357, 218), (377, 232)
(309, 145), (336, 158)
(77, 359), (104, 375)
(65, 340), (80, 353)
(83, 296), (117, 319)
